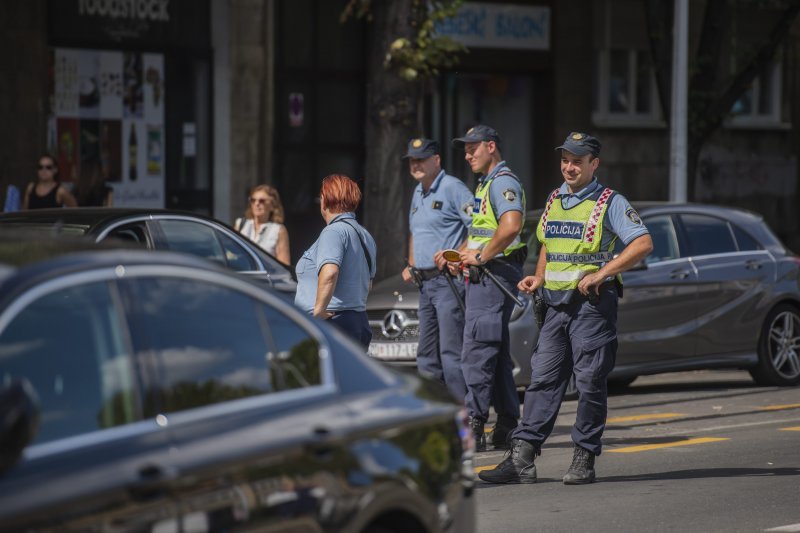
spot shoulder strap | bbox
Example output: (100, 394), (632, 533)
(234, 218), (243, 231)
(336, 218), (373, 276)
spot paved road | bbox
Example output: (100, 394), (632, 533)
(474, 370), (800, 533)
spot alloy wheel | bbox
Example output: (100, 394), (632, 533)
(766, 310), (800, 380)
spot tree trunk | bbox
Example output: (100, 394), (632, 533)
(362, 0), (422, 281)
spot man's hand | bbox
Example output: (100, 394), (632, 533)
(460, 248), (482, 266)
(313, 309), (334, 320)
(434, 250), (461, 275)
(401, 266), (413, 283)
(518, 275), (544, 294)
(577, 271), (605, 296)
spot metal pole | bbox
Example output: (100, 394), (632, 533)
(478, 265), (524, 308)
(443, 271), (467, 314)
(669, 0), (689, 203)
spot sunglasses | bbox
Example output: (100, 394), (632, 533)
(38, 164), (55, 170)
(249, 198), (269, 205)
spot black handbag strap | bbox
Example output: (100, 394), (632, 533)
(335, 218), (373, 275)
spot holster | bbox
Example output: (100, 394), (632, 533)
(533, 293), (547, 329)
(467, 265), (483, 284)
(407, 266), (423, 289)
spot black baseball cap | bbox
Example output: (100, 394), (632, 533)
(451, 124), (502, 148)
(402, 138), (440, 159)
(555, 132), (601, 157)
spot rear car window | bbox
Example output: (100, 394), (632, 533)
(680, 214), (737, 257)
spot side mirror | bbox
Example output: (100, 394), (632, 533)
(0, 379), (40, 474)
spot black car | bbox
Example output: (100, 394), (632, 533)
(0, 208), (296, 293)
(0, 247), (474, 532)
(367, 203), (800, 389)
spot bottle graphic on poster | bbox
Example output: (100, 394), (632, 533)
(128, 122), (138, 181)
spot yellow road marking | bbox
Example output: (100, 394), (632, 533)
(607, 437), (729, 453)
(759, 403), (800, 412)
(779, 426), (800, 431)
(606, 413), (685, 423)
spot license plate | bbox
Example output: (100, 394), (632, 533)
(368, 342), (418, 360)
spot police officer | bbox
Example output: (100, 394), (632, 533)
(401, 138), (473, 400)
(452, 125), (526, 452)
(479, 132), (653, 485)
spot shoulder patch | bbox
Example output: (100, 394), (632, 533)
(502, 189), (517, 202)
(625, 207), (642, 225)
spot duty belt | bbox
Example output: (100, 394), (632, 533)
(416, 268), (441, 281)
(545, 251), (614, 264)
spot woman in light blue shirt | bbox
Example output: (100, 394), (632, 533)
(295, 174), (377, 347)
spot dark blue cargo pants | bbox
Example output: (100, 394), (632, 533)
(462, 260), (522, 423)
(417, 274), (468, 400)
(512, 284), (618, 455)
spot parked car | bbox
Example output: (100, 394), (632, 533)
(0, 208), (296, 293)
(366, 203), (800, 389)
(0, 246), (474, 532)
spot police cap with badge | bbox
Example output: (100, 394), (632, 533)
(402, 138), (441, 159)
(451, 124), (502, 150)
(555, 132), (601, 157)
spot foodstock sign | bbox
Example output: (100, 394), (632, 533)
(78, 0), (170, 22)
(48, 0), (209, 49)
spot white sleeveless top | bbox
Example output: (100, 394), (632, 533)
(239, 219), (283, 256)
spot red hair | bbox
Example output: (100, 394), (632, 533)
(320, 174), (362, 213)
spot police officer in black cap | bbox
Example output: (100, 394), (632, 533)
(479, 132), (653, 485)
(402, 138), (473, 400)
(451, 125), (526, 452)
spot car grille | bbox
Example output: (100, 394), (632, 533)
(370, 323), (420, 342)
(368, 308), (420, 342)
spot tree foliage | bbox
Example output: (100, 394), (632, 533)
(644, 0), (800, 197)
(342, 0), (467, 81)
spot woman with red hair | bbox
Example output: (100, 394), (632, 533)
(294, 174), (376, 347)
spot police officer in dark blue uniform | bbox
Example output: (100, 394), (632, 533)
(479, 132), (654, 485)
(452, 125), (526, 452)
(402, 138), (473, 400)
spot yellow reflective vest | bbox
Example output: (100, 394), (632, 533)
(467, 170), (526, 256)
(536, 187), (619, 302)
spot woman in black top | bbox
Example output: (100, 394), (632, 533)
(23, 154), (77, 210)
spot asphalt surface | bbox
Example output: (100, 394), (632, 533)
(474, 370), (800, 533)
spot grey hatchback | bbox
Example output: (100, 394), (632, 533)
(366, 203), (800, 389)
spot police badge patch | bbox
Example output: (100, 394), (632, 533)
(502, 189), (517, 202)
(625, 207), (642, 224)
(432, 201), (443, 210)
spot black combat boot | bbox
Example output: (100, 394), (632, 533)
(471, 417), (486, 452)
(489, 414), (518, 450)
(478, 438), (538, 484)
(562, 445), (596, 485)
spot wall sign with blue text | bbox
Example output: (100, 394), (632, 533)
(435, 3), (550, 51)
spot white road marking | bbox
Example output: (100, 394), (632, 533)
(764, 523), (800, 532)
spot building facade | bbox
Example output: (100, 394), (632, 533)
(1, 0), (798, 269)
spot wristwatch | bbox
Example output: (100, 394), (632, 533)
(475, 253), (483, 265)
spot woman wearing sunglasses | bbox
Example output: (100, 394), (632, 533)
(23, 154), (77, 210)
(235, 184), (290, 265)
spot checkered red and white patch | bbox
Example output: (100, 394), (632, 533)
(584, 188), (613, 243)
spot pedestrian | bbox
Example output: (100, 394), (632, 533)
(401, 137), (473, 400)
(73, 160), (113, 207)
(235, 184), (290, 265)
(452, 125), (526, 452)
(294, 174), (376, 348)
(23, 154), (77, 210)
(479, 132), (653, 485)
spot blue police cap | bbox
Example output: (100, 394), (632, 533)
(451, 124), (502, 148)
(402, 138), (440, 159)
(555, 132), (601, 157)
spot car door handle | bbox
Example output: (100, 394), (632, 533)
(127, 464), (178, 501)
(745, 260), (763, 270)
(670, 269), (691, 280)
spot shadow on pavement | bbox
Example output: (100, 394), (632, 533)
(600, 467), (800, 483)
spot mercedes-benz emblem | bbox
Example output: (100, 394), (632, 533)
(381, 310), (407, 339)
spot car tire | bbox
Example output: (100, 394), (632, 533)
(749, 303), (800, 386)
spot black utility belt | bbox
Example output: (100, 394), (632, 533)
(416, 268), (441, 281)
